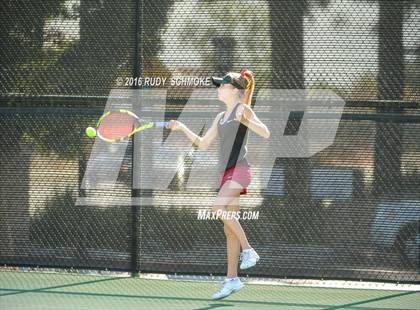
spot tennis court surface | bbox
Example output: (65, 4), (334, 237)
(1, 271), (418, 310)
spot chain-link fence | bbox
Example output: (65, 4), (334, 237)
(1, 1), (419, 100)
(0, 102), (419, 282)
(1, 0), (419, 283)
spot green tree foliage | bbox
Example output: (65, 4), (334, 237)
(31, 187), (130, 251)
(0, 1), (65, 60)
(0, 0), (66, 92)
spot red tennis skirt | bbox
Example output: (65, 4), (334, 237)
(219, 165), (251, 195)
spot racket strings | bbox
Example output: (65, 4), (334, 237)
(97, 112), (137, 140)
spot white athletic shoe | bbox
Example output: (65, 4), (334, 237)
(240, 248), (260, 270)
(212, 277), (244, 300)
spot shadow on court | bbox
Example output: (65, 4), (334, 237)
(0, 272), (419, 310)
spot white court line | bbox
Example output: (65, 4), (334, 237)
(140, 273), (420, 291)
(3, 267), (418, 291)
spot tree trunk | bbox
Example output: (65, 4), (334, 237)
(0, 118), (31, 261)
(374, 1), (405, 196)
(268, 0), (310, 208)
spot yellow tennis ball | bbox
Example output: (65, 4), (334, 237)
(85, 127), (97, 138)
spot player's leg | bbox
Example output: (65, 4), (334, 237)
(212, 180), (251, 250)
(212, 182), (258, 300)
(224, 196), (241, 278)
(213, 193), (244, 300)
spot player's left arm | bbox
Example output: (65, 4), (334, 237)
(235, 104), (270, 139)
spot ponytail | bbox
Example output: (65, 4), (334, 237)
(240, 69), (255, 106)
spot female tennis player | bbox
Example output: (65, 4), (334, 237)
(166, 70), (270, 300)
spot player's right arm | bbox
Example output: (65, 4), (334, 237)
(166, 112), (224, 150)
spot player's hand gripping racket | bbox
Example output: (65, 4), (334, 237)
(85, 109), (168, 143)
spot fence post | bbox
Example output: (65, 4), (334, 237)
(131, 0), (142, 277)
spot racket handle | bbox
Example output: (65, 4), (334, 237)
(154, 121), (168, 128)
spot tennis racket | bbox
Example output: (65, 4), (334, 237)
(86, 109), (168, 143)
